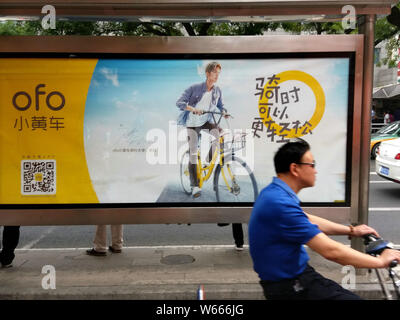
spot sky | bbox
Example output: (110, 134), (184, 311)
(85, 58), (349, 128)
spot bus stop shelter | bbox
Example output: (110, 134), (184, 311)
(0, 1), (397, 253)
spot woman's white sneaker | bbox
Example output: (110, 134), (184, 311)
(192, 187), (202, 198)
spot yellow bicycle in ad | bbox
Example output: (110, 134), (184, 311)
(179, 111), (258, 202)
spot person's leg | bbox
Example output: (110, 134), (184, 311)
(232, 223), (244, 250)
(93, 225), (107, 253)
(110, 225), (123, 252)
(0, 226), (20, 266)
(187, 127), (200, 188)
(203, 122), (220, 163)
(299, 265), (363, 300)
(260, 265), (362, 301)
(259, 279), (307, 300)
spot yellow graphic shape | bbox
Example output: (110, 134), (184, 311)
(258, 70), (325, 138)
(0, 58), (99, 204)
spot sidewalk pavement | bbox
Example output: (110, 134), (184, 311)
(0, 245), (398, 300)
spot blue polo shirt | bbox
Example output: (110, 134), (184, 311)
(249, 177), (321, 281)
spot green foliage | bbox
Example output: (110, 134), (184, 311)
(30, 21), (99, 35)
(0, 20), (187, 37)
(0, 7), (397, 44)
(0, 20), (284, 37)
(0, 21), (36, 35)
(382, 36), (400, 68)
(375, 17), (398, 46)
(281, 21), (346, 35)
(374, 2), (400, 68)
(208, 22), (279, 36)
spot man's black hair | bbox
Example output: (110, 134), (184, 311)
(274, 139), (310, 174)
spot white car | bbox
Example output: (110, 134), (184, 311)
(375, 138), (400, 183)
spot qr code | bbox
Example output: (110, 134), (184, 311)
(21, 160), (56, 195)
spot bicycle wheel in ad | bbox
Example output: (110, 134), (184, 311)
(214, 156), (258, 202)
(179, 150), (192, 195)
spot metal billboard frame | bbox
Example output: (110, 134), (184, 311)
(0, 34), (364, 225)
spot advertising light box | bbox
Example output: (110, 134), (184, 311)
(0, 54), (353, 207)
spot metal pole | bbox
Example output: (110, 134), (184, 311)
(353, 14), (375, 255)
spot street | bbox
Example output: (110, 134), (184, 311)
(15, 160), (400, 249)
(368, 160), (400, 243)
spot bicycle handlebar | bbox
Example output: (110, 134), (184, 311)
(201, 111), (232, 117)
(363, 233), (380, 244)
(363, 234), (398, 268)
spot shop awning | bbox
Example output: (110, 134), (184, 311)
(373, 83), (400, 99)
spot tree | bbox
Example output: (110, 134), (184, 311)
(374, 4), (400, 68)
(0, 20), (281, 37)
(280, 21), (348, 35)
(0, 21), (36, 36)
(0, 10), (398, 45)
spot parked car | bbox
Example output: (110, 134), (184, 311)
(375, 138), (400, 184)
(370, 120), (400, 159)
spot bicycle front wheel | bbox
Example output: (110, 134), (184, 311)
(214, 156), (258, 202)
(179, 150), (192, 195)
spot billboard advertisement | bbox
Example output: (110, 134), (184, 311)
(0, 56), (351, 206)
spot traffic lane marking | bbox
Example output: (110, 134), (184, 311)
(369, 207), (400, 211)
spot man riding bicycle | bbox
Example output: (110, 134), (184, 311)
(249, 139), (400, 300)
(176, 61), (225, 198)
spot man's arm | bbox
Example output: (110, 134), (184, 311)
(305, 213), (379, 238)
(307, 232), (400, 269)
(216, 87), (224, 111)
(176, 86), (192, 111)
(176, 85), (204, 115)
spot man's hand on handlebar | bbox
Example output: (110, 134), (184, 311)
(363, 233), (400, 268)
(378, 249), (400, 268)
(352, 224), (380, 238)
(186, 105), (204, 115)
(221, 108), (231, 119)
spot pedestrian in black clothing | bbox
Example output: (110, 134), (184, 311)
(218, 223), (244, 251)
(232, 223), (244, 251)
(0, 226), (20, 268)
(394, 108), (400, 121)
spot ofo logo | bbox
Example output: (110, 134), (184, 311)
(12, 84), (65, 111)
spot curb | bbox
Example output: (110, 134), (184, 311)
(0, 283), (394, 300)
